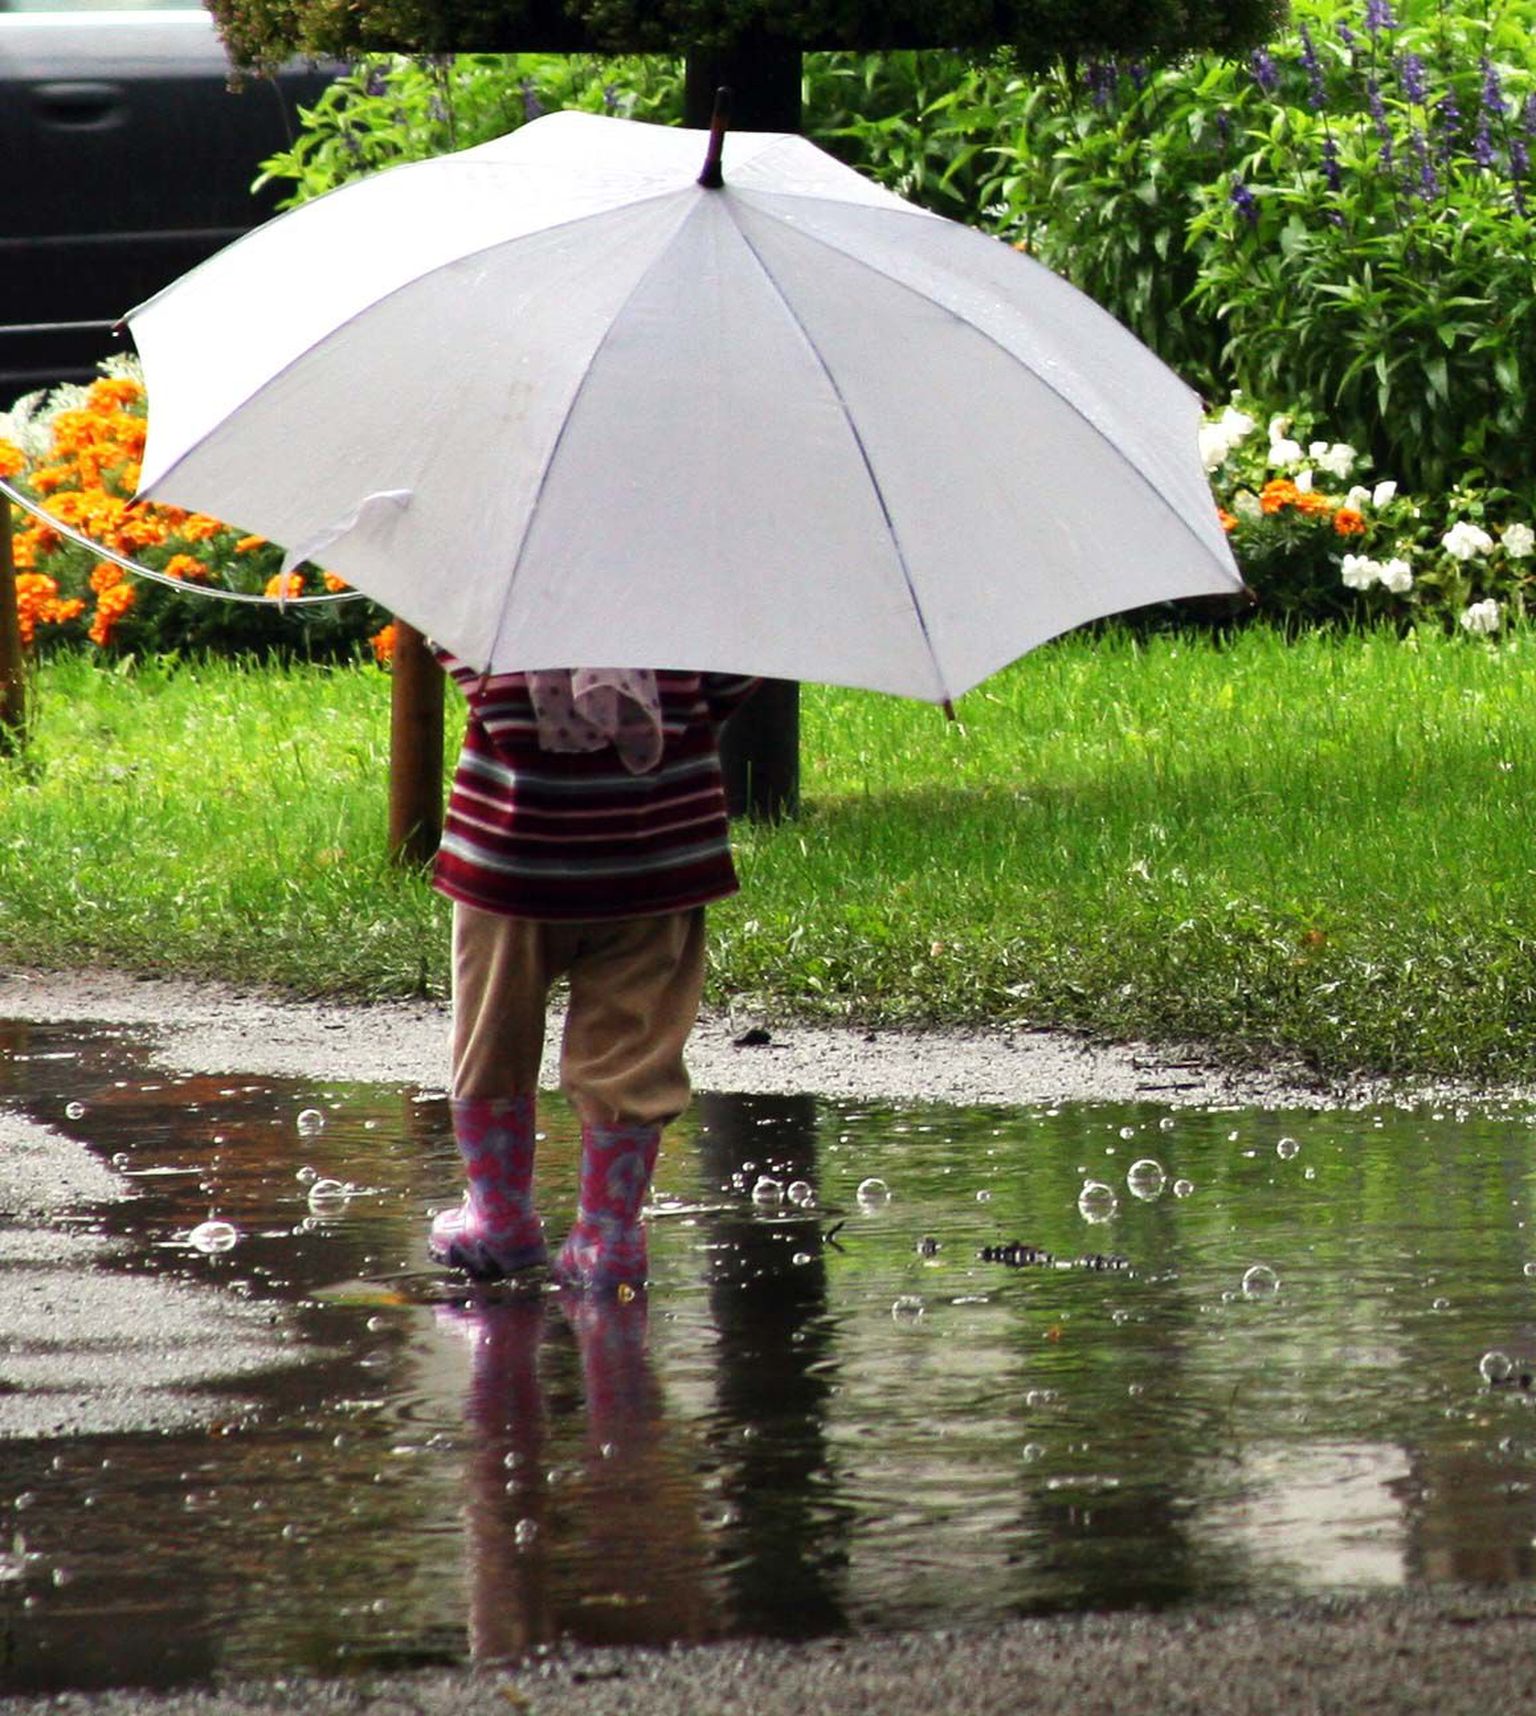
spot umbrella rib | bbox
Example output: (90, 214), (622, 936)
(734, 194), (1233, 583)
(723, 205), (953, 707)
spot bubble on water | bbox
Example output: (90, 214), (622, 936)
(751, 1176), (784, 1206)
(1432, 1296), (1451, 1311)
(1241, 1264), (1280, 1298)
(891, 1295), (926, 1322)
(1024, 1388), (1056, 1407)
(1173, 1179), (1195, 1198)
(296, 1166), (319, 1185)
(1158, 1116), (1177, 1132)
(513, 1519), (538, 1547)
(111, 1152), (130, 1170)
(1276, 1136), (1301, 1160)
(1126, 1159), (1166, 1201)
(792, 1251), (814, 1266)
(976, 1189), (992, 1203)
(1077, 1180), (1118, 1224)
(307, 1178), (348, 1213)
(1119, 1126), (1138, 1141)
(296, 1109), (326, 1135)
(187, 1220), (240, 1254)
(1480, 1350), (1514, 1385)
(857, 1177), (891, 1208)
(1304, 1166), (1317, 1181)
(64, 1101), (86, 1121)
(786, 1180), (816, 1208)
(1524, 1262), (1536, 1279)
(1021, 1443), (1045, 1462)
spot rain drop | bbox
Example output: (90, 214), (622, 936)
(307, 1178), (348, 1213)
(1480, 1350), (1514, 1385)
(296, 1109), (326, 1135)
(1126, 1159), (1166, 1201)
(1241, 1264), (1280, 1298)
(188, 1220), (240, 1254)
(1077, 1180), (1118, 1224)
(856, 1177), (891, 1208)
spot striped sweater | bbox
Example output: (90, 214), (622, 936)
(433, 661), (760, 922)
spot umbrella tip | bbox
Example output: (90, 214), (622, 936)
(698, 85), (731, 189)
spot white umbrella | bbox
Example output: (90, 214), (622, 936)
(129, 107), (1243, 705)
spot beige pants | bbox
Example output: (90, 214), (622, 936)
(450, 900), (708, 1127)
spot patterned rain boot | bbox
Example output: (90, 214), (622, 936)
(554, 1121), (661, 1293)
(429, 1094), (548, 1280)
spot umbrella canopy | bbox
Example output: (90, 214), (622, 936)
(130, 108), (1242, 704)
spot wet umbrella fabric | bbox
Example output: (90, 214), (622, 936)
(129, 108), (1243, 705)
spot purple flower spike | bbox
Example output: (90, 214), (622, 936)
(1322, 133), (1343, 191)
(1396, 52), (1427, 105)
(1250, 48), (1279, 94)
(1364, 0), (1398, 33)
(1480, 57), (1508, 118)
(1299, 25), (1327, 109)
(1230, 179), (1260, 224)
(1473, 115), (1497, 169)
(1339, 22), (1356, 49)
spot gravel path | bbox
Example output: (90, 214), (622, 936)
(0, 967), (1390, 1111)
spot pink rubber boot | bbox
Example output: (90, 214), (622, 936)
(429, 1095), (548, 1280)
(554, 1121), (661, 1293)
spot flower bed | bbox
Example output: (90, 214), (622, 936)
(0, 360), (392, 662)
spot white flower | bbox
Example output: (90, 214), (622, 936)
(1198, 404), (1257, 471)
(1232, 490), (1263, 522)
(1312, 442), (1357, 479)
(1268, 435), (1304, 468)
(1377, 557), (1414, 594)
(1345, 485), (1373, 512)
(1340, 553), (1381, 590)
(1502, 522), (1535, 559)
(1372, 480), (1398, 508)
(1294, 467), (1315, 493)
(1442, 520), (1495, 561)
(1461, 599), (1502, 635)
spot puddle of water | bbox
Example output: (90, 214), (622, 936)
(2, 1021), (1536, 1689)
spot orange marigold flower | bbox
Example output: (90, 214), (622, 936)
(177, 514), (225, 543)
(88, 581), (137, 648)
(371, 623), (397, 667)
(323, 571), (350, 593)
(163, 553), (208, 582)
(90, 560), (127, 594)
(1332, 507), (1367, 536)
(1259, 478), (1302, 514)
(265, 571), (305, 600)
(27, 464), (72, 495)
(234, 534), (267, 553)
(0, 439), (25, 479)
(1295, 491), (1334, 517)
(86, 376), (145, 410)
(1218, 508), (1239, 534)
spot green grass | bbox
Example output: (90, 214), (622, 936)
(4, 628), (1535, 1079)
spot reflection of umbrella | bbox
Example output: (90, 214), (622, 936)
(130, 108), (1241, 706)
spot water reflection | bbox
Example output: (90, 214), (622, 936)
(4, 1019), (1536, 1689)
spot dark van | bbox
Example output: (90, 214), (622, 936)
(0, 0), (332, 403)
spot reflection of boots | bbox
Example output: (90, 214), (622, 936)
(559, 1286), (653, 1423)
(430, 1095), (548, 1280)
(554, 1122), (660, 1292)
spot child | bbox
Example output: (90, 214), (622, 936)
(428, 662), (759, 1292)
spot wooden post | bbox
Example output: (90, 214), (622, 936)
(685, 38), (803, 823)
(0, 495), (26, 753)
(387, 619), (445, 865)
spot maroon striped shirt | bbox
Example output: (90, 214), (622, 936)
(432, 662), (760, 922)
